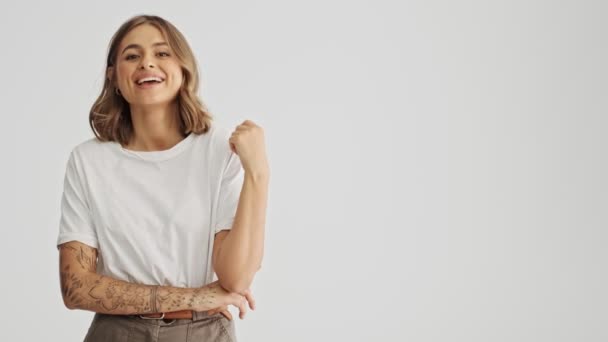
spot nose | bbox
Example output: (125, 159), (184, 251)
(139, 54), (155, 69)
(139, 62), (154, 69)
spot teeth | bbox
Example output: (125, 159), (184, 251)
(137, 76), (163, 85)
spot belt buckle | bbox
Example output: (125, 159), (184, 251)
(139, 312), (165, 320)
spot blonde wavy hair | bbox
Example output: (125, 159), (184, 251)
(89, 14), (213, 145)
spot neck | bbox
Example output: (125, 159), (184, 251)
(125, 102), (186, 152)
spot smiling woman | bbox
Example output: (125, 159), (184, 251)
(57, 14), (269, 342)
(110, 25), (182, 109)
(89, 15), (212, 149)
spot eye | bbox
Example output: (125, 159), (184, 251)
(158, 51), (170, 57)
(125, 54), (138, 61)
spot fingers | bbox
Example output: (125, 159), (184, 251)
(242, 288), (256, 310)
(208, 305), (233, 321)
(235, 120), (253, 130)
(237, 294), (248, 319)
(217, 287), (257, 320)
(207, 301), (225, 314)
(221, 309), (233, 321)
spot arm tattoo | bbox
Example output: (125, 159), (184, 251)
(60, 243), (220, 314)
(62, 245), (96, 272)
(151, 286), (158, 312)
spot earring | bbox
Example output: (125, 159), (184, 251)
(115, 87), (122, 96)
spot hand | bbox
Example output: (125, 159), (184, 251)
(202, 281), (256, 320)
(229, 120), (270, 176)
(207, 304), (232, 320)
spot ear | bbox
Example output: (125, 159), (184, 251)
(106, 66), (114, 82)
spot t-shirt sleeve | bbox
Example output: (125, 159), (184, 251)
(213, 150), (245, 234)
(56, 150), (99, 250)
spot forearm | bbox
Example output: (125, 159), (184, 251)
(215, 172), (268, 292)
(61, 271), (215, 314)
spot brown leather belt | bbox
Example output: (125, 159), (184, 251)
(139, 310), (194, 320)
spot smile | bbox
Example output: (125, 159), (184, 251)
(135, 79), (164, 89)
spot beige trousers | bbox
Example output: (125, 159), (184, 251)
(83, 310), (237, 342)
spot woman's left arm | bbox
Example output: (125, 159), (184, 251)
(214, 120), (270, 294)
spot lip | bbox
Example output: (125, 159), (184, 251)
(135, 79), (164, 89)
(134, 72), (165, 83)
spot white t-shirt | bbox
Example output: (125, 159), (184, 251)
(56, 124), (244, 288)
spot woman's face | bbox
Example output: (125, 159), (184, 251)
(111, 24), (183, 107)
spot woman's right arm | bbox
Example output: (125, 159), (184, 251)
(59, 241), (243, 315)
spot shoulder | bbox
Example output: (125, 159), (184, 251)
(65, 136), (114, 168)
(193, 123), (238, 174)
(71, 136), (102, 154)
(198, 123), (233, 158)
(208, 123), (232, 144)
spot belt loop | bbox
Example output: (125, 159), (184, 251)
(193, 310), (210, 321)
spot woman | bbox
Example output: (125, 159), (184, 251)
(57, 14), (269, 342)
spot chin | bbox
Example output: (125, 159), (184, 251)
(132, 94), (178, 106)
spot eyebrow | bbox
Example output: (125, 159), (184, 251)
(121, 42), (169, 55)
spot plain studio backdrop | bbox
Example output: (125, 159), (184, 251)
(1, 0), (606, 341)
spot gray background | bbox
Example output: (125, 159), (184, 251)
(1, 0), (606, 341)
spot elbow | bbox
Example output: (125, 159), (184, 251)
(60, 283), (74, 310)
(218, 277), (249, 294)
(63, 299), (76, 310)
(61, 288), (79, 310)
(60, 271), (90, 310)
(61, 291), (77, 310)
(214, 258), (262, 294)
(222, 282), (251, 295)
(217, 271), (257, 294)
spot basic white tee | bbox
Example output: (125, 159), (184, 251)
(56, 124), (244, 288)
